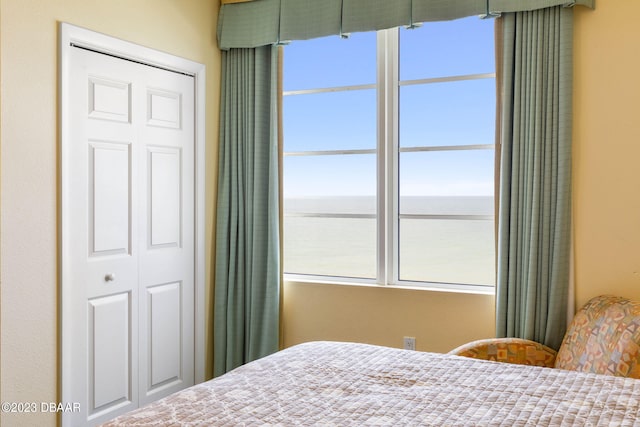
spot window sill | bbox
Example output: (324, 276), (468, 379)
(283, 274), (495, 296)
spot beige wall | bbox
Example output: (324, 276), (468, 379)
(0, 1), (220, 426)
(283, 2), (640, 352)
(573, 3), (640, 307)
(283, 281), (495, 353)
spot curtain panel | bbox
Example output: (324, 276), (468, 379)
(496, 5), (573, 350)
(214, 0), (588, 374)
(214, 46), (281, 376)
(217, 0), (593, 49)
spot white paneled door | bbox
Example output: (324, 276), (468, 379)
(61, 25), (203, 427)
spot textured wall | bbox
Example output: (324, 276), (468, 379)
(0, 1), (219, 425)
(573, 3), (640, 307)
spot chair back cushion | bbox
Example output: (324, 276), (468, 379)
(555, 295), (640, 378)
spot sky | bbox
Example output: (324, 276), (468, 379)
(282, 16), (496, 199)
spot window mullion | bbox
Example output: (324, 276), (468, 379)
(376, 30), (387, 285)
(388, 28), (400, 287)
(376, 28), (399, 286)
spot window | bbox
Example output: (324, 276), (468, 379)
(283, 17), (496, 290)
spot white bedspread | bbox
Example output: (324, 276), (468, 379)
(101, 341), (640, 426)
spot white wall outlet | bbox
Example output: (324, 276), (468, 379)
(403, 336), (416, 351)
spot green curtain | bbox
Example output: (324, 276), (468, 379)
(496, 5), (573, 350)
(217, 0), (593, 49)
(214, 45), (280, 376)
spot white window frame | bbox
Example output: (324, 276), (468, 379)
(283, 27), (496, 294)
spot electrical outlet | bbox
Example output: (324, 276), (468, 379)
(403, 336), (416, 351)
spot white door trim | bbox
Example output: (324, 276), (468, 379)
(59, 22), (206, 423)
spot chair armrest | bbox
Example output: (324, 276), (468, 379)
(448, 338), (557, 368)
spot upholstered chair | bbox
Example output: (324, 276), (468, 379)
(448, 295), (640, 378)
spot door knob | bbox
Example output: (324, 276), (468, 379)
(105, 273), (116, 282)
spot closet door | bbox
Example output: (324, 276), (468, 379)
(137, 55), (195, 407)
(64, 44), (195, 426)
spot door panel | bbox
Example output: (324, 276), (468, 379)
(68, 48), (140, 426)
(138, 63), (195, 406)
(147, 89), (181, 128)
(90, 141), (132, 255)
(148, 282), (183, 390)
(148, 147), (182, 248)
(88, 76), (131, 123)
(88, 293), (132, 413)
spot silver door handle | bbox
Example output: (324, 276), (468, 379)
(105, 273), (116, 282)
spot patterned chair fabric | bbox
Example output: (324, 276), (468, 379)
(449, 295), (640, 379)
(554, 295), (640, 378)
(449, 337), (557, 368)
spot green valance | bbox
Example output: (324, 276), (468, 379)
(217, 0), (594, 49)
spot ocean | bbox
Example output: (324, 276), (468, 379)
(284, 196), (495, 286)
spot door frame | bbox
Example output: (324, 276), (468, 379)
(59, 22), (206, 424)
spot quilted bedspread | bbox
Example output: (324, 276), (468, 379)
(101, 341), (640, 426)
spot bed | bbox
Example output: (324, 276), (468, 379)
(101, 341), (640, 426)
